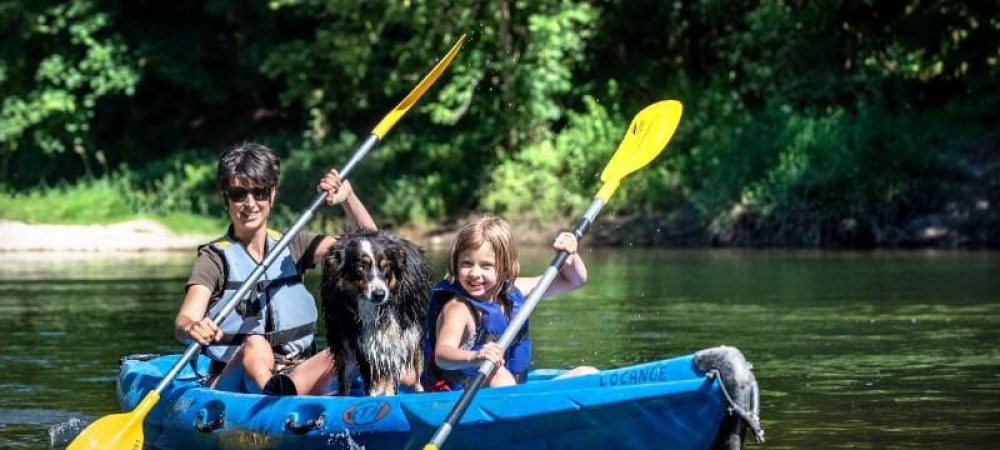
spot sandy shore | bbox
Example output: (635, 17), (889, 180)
(2, 219), (212, 252)
(2, 218), (606, 254)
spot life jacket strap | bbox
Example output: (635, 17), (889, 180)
(223, 274), (303, 292)
(216, 322), (316, 350)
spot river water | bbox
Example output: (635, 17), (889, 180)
(0, 248), (997, 448)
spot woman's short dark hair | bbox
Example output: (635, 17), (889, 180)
(216, 142), (280, 192)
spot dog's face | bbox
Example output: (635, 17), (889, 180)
(329, 235), (405, 306)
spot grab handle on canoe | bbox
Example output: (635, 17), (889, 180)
(285, 412), (325, 434)
(193, 409), (225, 433)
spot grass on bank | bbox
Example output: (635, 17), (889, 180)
(0, 175), (223, 236)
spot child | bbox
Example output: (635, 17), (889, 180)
(423, 215), (597, 390)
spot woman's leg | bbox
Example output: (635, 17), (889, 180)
(287, 349), (336, 395)
(240, 335), (277, 391)
(209, 345), (247, 391)
(209, 341), (274, 393)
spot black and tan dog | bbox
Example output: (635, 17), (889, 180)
(320, 229), (430, 396)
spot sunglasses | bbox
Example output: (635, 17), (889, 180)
(224, 186), (272, 203)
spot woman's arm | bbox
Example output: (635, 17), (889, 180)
(174, 284), (222, 345)
(339, 182), (376, 231)
(318, 169), (377, 231)
(313, 169), (378, 265)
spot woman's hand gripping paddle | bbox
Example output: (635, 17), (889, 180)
(423, 100), (683, 450)
(67, 34), (465, 450)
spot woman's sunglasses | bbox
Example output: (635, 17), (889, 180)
(224, 186), (272, 203)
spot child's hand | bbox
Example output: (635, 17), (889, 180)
(317, 169), (353, 205)
(552, 232), (578, 255)
(476, 342), (505, 367)
(185, 318), (222, 346)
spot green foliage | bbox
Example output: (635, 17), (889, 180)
(483, 93), (622, 224)
(257, 0), (604, 228)
(130, 150), (219, 217)
(1, 0), (997, 246)
(676, 98), (981, 245)
(519, 1), (597, 133)
(0, 0), (139, 183)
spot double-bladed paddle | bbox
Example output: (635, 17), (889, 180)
(67, 34), (465, 450)
(424, 99), (684, 450)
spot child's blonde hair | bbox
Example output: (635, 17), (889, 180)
(447, 215), (520, 302)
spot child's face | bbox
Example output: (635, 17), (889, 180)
(457, 241), (500, 301)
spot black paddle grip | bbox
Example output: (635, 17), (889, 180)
(550, 217), (591, 269)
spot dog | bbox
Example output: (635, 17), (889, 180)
(320, 229), (431, 396)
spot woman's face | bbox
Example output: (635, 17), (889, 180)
(457, 241), (500, 301)
(224, 177), (275, 235)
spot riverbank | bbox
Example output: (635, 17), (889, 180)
(5, 194), (999, 254)
(5, 210), (998, 253)
(0, 218), (562, 253)
(2, 219), (212, 252)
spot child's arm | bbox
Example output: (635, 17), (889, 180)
(553, 231), (587, 288)
(514, 231), (588, 298)
(434, 300), (505, 370)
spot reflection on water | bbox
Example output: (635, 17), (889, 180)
(1, 249), (998, 448)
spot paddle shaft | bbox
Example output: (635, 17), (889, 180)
(425, 198), (604, 449)
(155, 134), (381, 394)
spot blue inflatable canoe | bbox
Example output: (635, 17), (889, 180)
(116, 348), (762, 450)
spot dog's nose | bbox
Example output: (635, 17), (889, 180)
(371, 289), (387, 303)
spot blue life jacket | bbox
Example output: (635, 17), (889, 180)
(202, 229), (317, 362)
(422, 279), (532, 390)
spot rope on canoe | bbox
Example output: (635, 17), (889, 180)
(708, 369), (765, 443)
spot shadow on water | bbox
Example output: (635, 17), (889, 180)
(1, 249), (998, 448)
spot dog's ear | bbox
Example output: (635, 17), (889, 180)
(325, 247), (346, 273)
(392, 245), (407, 266)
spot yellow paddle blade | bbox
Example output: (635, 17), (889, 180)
(372, 34), (466, 139)
(67, 391), (159, 450)
(596, 100), (683, 202)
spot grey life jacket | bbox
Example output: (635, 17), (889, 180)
(203, 229), (317, 362)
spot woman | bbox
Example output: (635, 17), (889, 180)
(174, 142), (375, 395)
